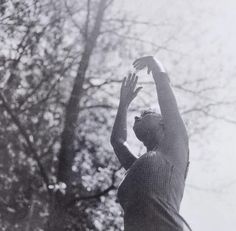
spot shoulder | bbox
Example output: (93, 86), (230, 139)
(162, 136), (189, 172)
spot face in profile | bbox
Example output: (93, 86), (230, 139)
(133, 111), (164, 144)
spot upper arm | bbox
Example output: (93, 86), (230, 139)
(154, 72), (188, 150)
(111, 139), (138, 170)
(164, 113), (188, 142)
(164, 123), (189, 169)
(154, 73), (186, 136)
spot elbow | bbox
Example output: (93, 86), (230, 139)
(110, 134), (124, 148)
(110, 133), (117, 146)
(110, 134), (116, 146)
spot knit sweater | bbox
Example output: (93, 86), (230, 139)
(117, 150), (191, 231)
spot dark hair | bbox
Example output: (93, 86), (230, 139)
(140, 109), (156, 117)
(134, 109), (164, 146)
(140, 109), (162, 120)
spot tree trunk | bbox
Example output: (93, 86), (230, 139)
(47, 1), (108, 230)
(57, 0), (107, 187)
(46, 192), (68, 231)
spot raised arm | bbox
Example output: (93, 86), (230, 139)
(133, 57), (188, 162)
(110, 73), (142, 170)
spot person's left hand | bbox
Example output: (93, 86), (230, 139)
(120, 73), (142, 107)
(133, 56), (166, 74)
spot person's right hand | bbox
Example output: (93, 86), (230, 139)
(120, 73), (142, 107)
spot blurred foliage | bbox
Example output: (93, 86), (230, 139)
(0, 0), (140, 230)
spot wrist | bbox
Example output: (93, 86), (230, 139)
(151, 62), (165, 73)
(119, 101), (129, 109)
(151, 58), (166, 72)
(153, 71), (170, 83)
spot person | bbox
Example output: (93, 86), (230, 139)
(110, 56), (191, 231)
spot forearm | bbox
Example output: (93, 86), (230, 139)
(110, 102), (137, 169)
(110, 73), (141, 169)
(152, 67), (187, 135)
(111, 102), (128, 143)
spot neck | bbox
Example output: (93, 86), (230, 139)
(143, 129), (164, 152)
(146, 143), (159, 152)
(145, 135), (164, 152)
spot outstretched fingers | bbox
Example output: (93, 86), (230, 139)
(122, 72), (141, 96)
(131, 74), (138, 91)
(125, 73), (135, 86)
(120, 72), (142, 104)
(133, 61), (146, 71)
(122, 73), (134, 86)
(121, 77), (127, 87)
(129, 73), (138, 91)
(132, 58), (143, 66)
(131, 74), (142, 99)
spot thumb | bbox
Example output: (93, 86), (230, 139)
(133, 86), (143, 97)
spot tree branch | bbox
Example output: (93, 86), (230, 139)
(66, 167), (119, 208)
(57, 0), (109, 185)
(0, 92), (50, 190)
(81, 104), (114, 111)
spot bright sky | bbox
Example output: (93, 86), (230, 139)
(119, 0), (236, 230)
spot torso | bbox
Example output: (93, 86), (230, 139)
(117, 150), (190, 231)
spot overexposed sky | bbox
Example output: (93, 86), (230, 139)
(118, 0), (236, 230)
